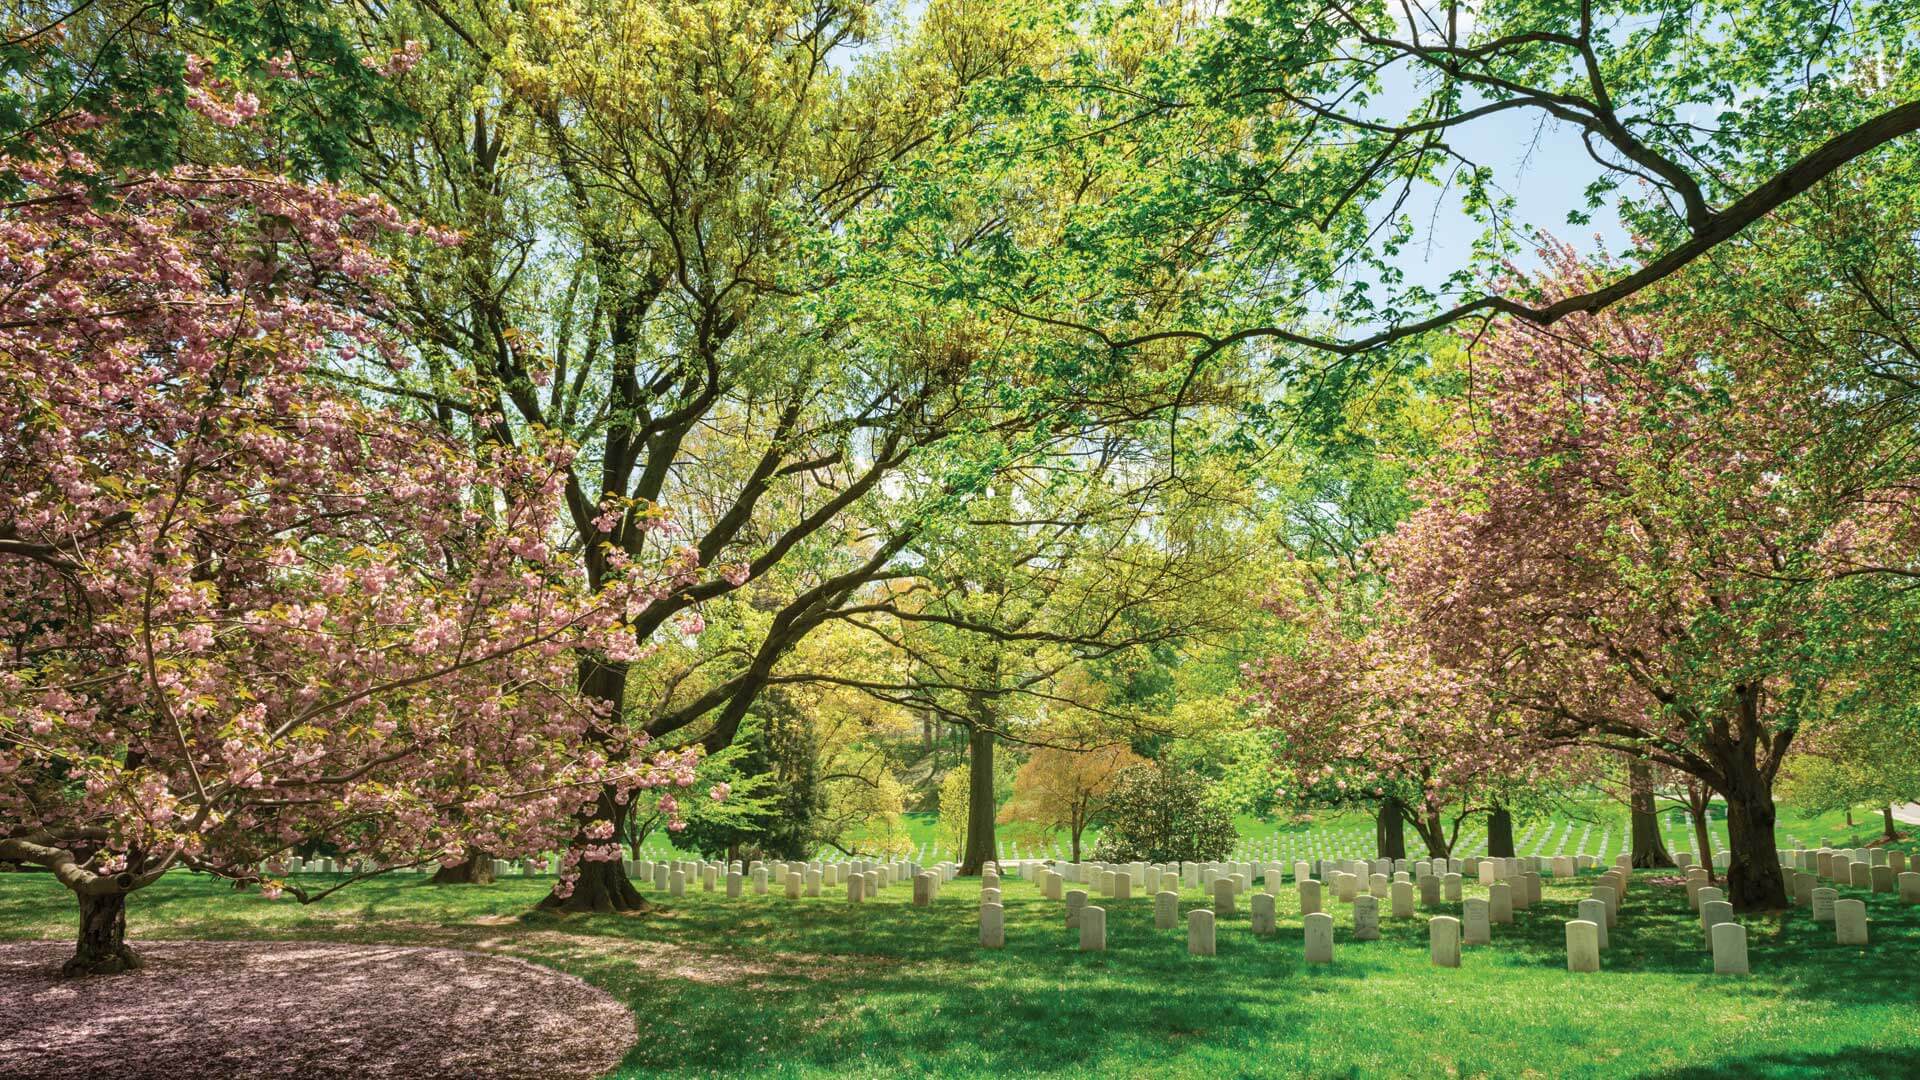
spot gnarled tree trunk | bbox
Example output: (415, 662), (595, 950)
(1410, 805), (1451, 859)
(959, 725), (998, 875)
(1721, 773), (1788, 911)
(1485, 806), (1516, 858)
(1690, 799), (1716, 883)
(540, 657), (646, 913)
(66, 891), (141, 977)
(1884, 805), (1900, 843)
(1630, 759), (1675, 868)
(540, 788), (646, 913)
(1375, 799), (1407, 861)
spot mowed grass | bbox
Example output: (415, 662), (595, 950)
(639, 800), (1902, 865)
(5, 843), (1918, 1079)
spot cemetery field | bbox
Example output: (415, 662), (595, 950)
(646, 800), (1888, 867)
(4, 849), (1917, 1079)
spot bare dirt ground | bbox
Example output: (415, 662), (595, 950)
(0, 940), (637, 1080)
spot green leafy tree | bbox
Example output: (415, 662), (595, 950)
(970, 0), (1920, 362)
(1091, 764), (1237, 864)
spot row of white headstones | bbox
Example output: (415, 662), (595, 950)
(630, 846), (1913, 973)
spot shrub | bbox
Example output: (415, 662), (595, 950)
(1091, 765), (1237, 863)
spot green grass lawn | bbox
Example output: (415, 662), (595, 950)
(6, 839), (1918, 1078)
(637, 800), (1900, 866)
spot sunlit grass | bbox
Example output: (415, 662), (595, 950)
(6, 839), (1917, 1078)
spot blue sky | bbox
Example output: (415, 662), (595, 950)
(843, 1), (1640, 304)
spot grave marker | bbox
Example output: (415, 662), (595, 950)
(980, 903), (1005, 949)
(1080, 905), (1107, 951)
(1711, 921), (1748, 975)
(1156, 890), (1180, 930)
(1304, 911), (1334, 964)
(1430, 916), (1461, 968)
(1189, 909), (1217, 956)
(1353, 895), (1380, 941)
(1566, 920), (1601, 973)
(1834, 899), (1868, 945)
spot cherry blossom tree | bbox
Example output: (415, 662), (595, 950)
(1247, 593), (1567, 860)
(0, 149), (713, 974)
(1273, 249), (1920, 910)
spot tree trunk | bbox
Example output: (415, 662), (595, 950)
(959, 725), (998, 875)
(1884, 805), (1899, 843)
(1720, 773), (1789, 911)
(65, 891), (141, 977)
(1375, 799), (1407, 861)
(1070, 822), (1084, 864)
(539, 657), (646, 913)
(540, 787), (647, 913)
(1629, 759), (1675, 868)
(1689, 795), (1716, 884)
(429, 850), (495, 885)
(1411, 804), (1451, 859)
(1485, 806), (1516, 858)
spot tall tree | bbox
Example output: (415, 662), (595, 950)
(1350, 246), (1920, 909)
(0, 156), (696, 974)
(339, 0), (1106, 910)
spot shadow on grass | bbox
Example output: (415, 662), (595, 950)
(1639, 1048), (1916, 1080)
(4, 868), (1917, 1078)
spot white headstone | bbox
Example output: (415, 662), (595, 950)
(1463, 898), (1490, 946)
(1251, 892), (1277, 934)
(1700, 899), (1734, 944)
(1834, 898), (1868, 945)
(1430, 916), (1460, 967)
(1711, 920), (1748, 974)
(1352, 895), (1380, 941)
(1188, 908), (1216, 956)
(1080, 905), (1107, 951)
(1155, 889), (1180, 930)
(1566, 919), (1601, 972)
(980, 902), (1005, 948)
(1303, 911), (1334, 964)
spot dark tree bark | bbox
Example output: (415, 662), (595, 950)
(540, 657), (647, 913)
(429, 850), (495, 885)
(65, 891), (141, 977)
(1689, 795), (1716, 883)
(1485, 807), (1516, 858)
(1630, 759), (1675, 868)
(1721, 776), (1789, 911)
(1375, 799), (1407, 861)
(541, 787), (647, 913)
(959, 725), (998, 875)
(1885, 805), (1901, 843)
(1410, 805), (1451, 859)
